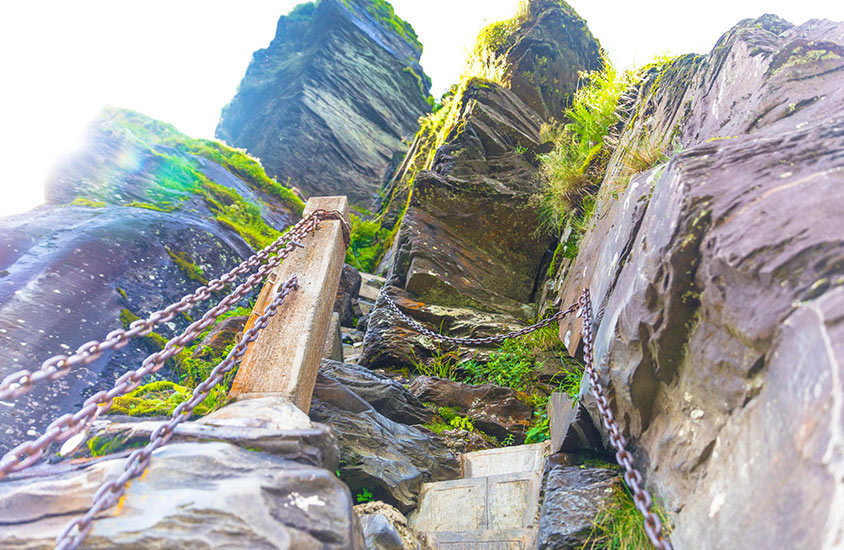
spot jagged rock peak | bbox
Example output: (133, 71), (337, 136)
(216, 0), (432, 206)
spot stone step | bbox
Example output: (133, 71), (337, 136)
(461, 441), (550, 478)
(426, 528), (536, 550)
(409, 471), (542, 533)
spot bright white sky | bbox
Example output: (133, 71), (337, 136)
(0, 0), (841, 218)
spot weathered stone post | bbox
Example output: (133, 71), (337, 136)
(229, 196), (349, 412)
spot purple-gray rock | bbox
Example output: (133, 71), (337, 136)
(555, 15), (844, 548)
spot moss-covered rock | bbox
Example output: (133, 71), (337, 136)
(109, 380), (227, 417)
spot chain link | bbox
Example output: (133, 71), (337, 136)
(0, 210), (348, 480)
(381, 291), (578, 346)
(578, 288), (673, 550)
(53, 276), (300, 550)
(0, 209), (347, 403)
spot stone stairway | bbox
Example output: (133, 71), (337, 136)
(409, 441), (551, 549)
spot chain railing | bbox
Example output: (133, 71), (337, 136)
(0, 210), (347, 479)
(381, 291), (577, 346)
(55, 276), (300, 550)
(385, 286), (674, 550)
(0, 210), (346, 403)
(578, 288), (673, 550)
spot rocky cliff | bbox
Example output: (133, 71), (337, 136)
(0, 108), (303, 455)
(549, 14), (844, 549)
(216, 0), (432, 206)
(360, 0), (602, 369)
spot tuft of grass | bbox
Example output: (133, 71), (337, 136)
(537, 56), (633, 232)
(464, 338), (535, 392)
(583, 483), (673, 550)
(411, 346), (463, 380)
(622, 132), (669, 177)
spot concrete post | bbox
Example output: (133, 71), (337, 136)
(229, 196), (349, 412)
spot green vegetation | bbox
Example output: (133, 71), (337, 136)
(109, 380), (227, 417)
(288, 1), (317, 21)
(411, 346), (462, 380)
(464, 339), (535, 391)
(584, 483), (673, 550)
(166, 248), (209, 286)
(96, 108), (302, 250)
(87, 434), (146, 457)
(345, 210), (396, 273)
(537, 56), (633, 232)
(363, 0), (421, 49)
(109, 304), (254, 421)
(355, 487), (374, 503)
(70, 197), (107, 208)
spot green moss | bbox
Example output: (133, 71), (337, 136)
(119, 308), (141, 328)
(70, 197), (107, 208)
(125, 201), (177, 213)
(97, 108), (302, 249)
(108, 380), (228, 417)
(166, 248), (209, 286)
(87, 434), (146, 457)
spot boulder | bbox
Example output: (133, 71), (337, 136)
(547, 392), (603, 454)
(0, 442), (364, 549)
(537, 460), (620, 550)
(554, 15), (844, 548)
(359, 290), (525, 370)
(355, 501), (431, 550)
(409, 376), (533, 442)
(320, 359), (434, 426)
(310, 374), (460, 513)
(216, 0), (431, 205)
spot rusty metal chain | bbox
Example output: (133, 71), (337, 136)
(578, 287), (673, 550)
(0, 210), (349, 480)
(54, 276), (299, 550)
(0, 209), (347, 403)
(381, 291), (578, 346)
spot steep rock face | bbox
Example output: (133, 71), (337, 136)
(360, 0), (602, 369)
(555, 16), (844, 548)
(0, 109), (301, 455)
(217, 0), (431, 205)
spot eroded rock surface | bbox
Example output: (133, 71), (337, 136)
(537, 459), (619, 550)
(310, 370), (460, 512)
(554, 15), (844, 548)
(355, 501), (431, 550)
(0, 442), (363, 549)
(410, 376), (533, 443)
(217, 0), (431, 205)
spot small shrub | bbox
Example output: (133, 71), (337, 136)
(355, 488), (374, 503)
(583, 483), (673, 550)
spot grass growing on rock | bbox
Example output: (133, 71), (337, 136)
(537, 56), (633, 232)
(584, 483), (673, 550)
